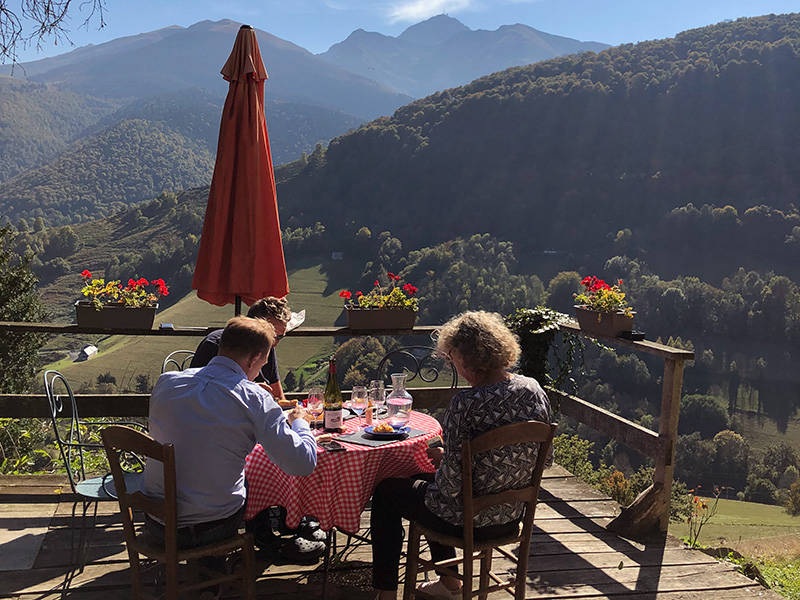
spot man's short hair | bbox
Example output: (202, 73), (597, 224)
(247, 297), (292, 323)
(219, 316), (275, 358)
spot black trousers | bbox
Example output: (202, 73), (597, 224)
(370, 474), (518, 591)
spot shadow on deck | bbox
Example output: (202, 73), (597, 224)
(0, 467), (776, 600)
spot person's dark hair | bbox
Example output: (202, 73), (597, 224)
(247, 297), (292, 322)
(219, 316), (275, 358)
(434, 311), (520, 375)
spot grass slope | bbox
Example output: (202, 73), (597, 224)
(669, 496), (800, 547)
(734, 411), (800, 456)
(46, 263), (344, 391)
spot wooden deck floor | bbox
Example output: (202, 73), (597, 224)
(0, 467), (779, 600)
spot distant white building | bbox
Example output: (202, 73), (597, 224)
(75, 345), (98, 362)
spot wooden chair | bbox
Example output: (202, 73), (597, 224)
(403, 420), (556, 600)
(101, 425), (256, 600)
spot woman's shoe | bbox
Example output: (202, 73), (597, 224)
(416, 578), (462, 599)
(297, 518), (327, 542)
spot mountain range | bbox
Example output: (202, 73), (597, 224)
(1, 19), (409, 118)
(0, 16), (607, 226)
(319, 14), (609, 97)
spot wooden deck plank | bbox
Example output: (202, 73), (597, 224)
(0, 471), (781, 600)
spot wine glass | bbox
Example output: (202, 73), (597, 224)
(369, 380), (386, 416)
(306, 387), (324, 429)
(349, 385), (369, 428)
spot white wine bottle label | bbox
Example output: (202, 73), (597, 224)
(325, 409), (343, 430)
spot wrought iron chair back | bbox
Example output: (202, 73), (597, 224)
(161, 350), (196, 373)
(43, 369), (146, 578)
(375, 345), (458, 389)
(43, 369), (93, 492)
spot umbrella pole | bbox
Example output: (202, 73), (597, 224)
(235, 295), (242, 316)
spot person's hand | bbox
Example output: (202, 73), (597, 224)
(426, 446), (444, 467)
(287, 405), (308, 425)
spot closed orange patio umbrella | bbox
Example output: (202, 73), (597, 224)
(192, 25), (288, 314)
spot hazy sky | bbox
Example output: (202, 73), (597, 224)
(12, 0), (800, 62)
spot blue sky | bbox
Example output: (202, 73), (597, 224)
(13, 0), (800, 62)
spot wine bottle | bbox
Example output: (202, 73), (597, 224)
(324, 356), (344, 432)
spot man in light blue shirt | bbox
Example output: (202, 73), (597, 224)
(143, 316), (316, 547)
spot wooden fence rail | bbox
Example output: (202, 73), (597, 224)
(0, 319), (692, 536)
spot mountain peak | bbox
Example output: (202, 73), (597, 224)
(398, 14), (469, 46)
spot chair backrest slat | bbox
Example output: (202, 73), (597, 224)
(469, 420), (554, 455)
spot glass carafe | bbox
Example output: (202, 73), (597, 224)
(386, 373), (413, 427)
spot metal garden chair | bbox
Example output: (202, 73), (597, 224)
(161, 350), (195, 373)
(43, 369), (145, 572)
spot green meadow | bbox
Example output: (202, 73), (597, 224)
(669, 495), (800, 547)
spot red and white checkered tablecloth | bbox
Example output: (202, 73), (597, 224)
(244, 411), (442, 533)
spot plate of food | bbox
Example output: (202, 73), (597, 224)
(364, 422), (410, 438)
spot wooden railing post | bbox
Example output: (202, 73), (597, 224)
(607, 356), (686, 537)
(654, 357), (686, 532)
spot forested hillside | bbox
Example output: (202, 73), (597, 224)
(280, 12), (800, 280)
(0, 120), (214, 225)
(273, 13), (800, 501)
(0, 90), (362, 225)
(0, 77), (117, 182)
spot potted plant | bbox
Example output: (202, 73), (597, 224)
(340, 271), (419, 330)
(573, 275), (635, 338)
(75, 270), (169, 330)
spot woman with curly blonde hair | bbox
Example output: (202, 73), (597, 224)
(370, 311), (551, 600)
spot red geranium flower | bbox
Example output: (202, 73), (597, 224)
(387, 272), (396, 280)
(356, 291), (363, 297)
(81, 269), (92, 279)
(374, 280), (380, 286)
(338, 290), (349, 298)
(137, 277), (149, 286)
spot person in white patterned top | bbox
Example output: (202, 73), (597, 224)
(370, 311), (551, 600)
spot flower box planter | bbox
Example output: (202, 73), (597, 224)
(574, 305), (634, 338)
(74, 301), (158, 330)
(346, 308), (417, 330)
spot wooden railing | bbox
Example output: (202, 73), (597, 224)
(548, 322), (693, 536)
(0, 319), (693, 536)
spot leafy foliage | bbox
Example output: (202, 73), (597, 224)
(0, 226), (48, 393)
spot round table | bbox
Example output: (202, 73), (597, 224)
(244, 411), (442, 533)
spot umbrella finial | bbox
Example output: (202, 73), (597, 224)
(240, 24), (253, 30)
